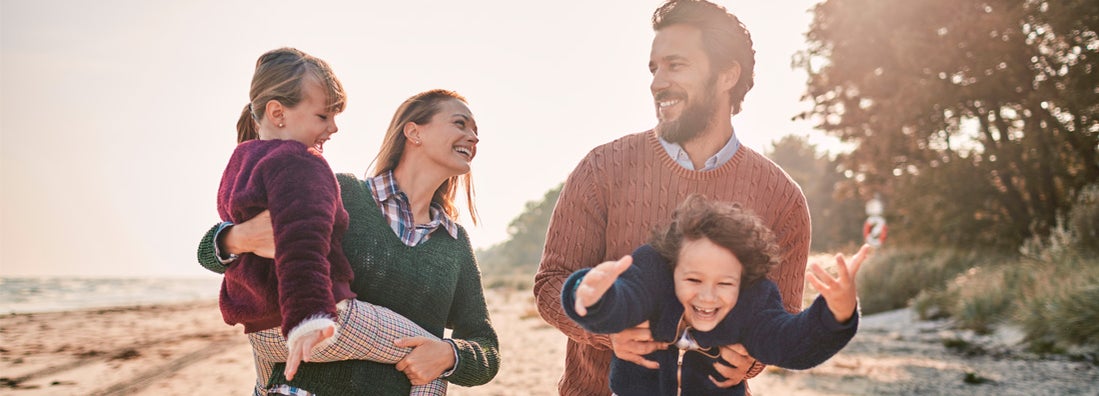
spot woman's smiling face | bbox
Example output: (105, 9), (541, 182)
(413, 99), (479, 175)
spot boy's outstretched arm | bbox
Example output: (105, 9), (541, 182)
(573, 255), (633, 316)
(807, 245), (873, 323)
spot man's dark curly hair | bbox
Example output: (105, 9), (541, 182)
(650, 194), (780, 284)
(652, 0), (756, 115)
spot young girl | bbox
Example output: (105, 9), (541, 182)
(562, 195), (870, 396)
(204, 88), (497, 395)
(217, 48), (445, 396)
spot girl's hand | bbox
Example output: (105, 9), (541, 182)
(807, 244), (872, 323)
(284, 323), (335, 380)
(574, 256), (633, 316)
(394, 337), (455, 385)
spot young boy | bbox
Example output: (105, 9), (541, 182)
(562, 195), (870, 395)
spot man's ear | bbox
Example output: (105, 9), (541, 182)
(717, 62), (742, 94)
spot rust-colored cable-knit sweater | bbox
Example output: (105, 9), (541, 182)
(534, 130), (811, 396)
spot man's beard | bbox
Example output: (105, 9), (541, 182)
(655, 75), (720, 145)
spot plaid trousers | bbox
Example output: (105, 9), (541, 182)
(248, 298), (448, 396)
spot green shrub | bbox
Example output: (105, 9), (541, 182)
(1051, 284), (1099, 347)
(857, 247), (1001, 315)
(949, 268), (1013, 334)
(857, 248), (934, 314)
(1068, 184), (1099, 255)
(962, 371), (991, 384)
(913, 288), (954, 320)
(854, 198), (1099, 353)
(1017, 251), (1099, 352)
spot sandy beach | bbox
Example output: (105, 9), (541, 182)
(2, 288), (1096, 396)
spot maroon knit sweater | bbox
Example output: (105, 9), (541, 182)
(534, 130), (811, 396)
(217, 139), (355, 336)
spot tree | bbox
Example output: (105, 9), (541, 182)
(768, 135), (865, 251)
(475, 184), (562, 275)
(797, 0), (1099, 249)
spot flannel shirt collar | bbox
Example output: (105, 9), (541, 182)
(369, 170), (459, 240)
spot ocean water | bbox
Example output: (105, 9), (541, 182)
(0, 277), (224, 314)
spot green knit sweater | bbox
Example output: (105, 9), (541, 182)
(198, 173), (500, 395)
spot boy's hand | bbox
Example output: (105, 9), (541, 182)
(808, 244), (872, 323)
(284, 324), (335, 380)
(574, 255), (632, 317)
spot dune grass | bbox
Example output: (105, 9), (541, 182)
(854, 243), (1099, 355)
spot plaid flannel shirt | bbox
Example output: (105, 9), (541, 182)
(366, 170), (458, 246)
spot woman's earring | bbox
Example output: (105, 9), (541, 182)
(278, 123), (285, 128)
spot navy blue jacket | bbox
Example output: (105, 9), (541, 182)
(562, 245), (858, 396)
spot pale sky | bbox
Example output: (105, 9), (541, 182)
(1, 0), (828, 278)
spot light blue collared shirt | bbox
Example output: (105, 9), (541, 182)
(658, 129), (741, 171)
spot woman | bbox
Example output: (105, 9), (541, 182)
(198, 89), (499, 395)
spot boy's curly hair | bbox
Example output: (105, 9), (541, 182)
(650, 194), (780, 284)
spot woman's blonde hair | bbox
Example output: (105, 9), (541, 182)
(236, 47), (346, 143)
(371, 89), (479, 224)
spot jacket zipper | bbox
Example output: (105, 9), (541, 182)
(677, 347), (686, 396)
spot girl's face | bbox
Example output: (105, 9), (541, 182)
(673, 237), (743, 332)
(280, 79), (340, 152)
(412, 99), (478, 176)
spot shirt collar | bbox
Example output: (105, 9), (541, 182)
(658, 128), (740, 171)
(421, 205), (460, 239)
(370, 170), (402, 203)
(368, 170), (459, 240)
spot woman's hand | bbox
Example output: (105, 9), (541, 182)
(574, 255), (632, 316)
(394, 337), (456, 385)
(223, 210), (275, 258)
(808, 244), (872, 323)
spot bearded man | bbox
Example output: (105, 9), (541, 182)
(533, 1), (813, 395)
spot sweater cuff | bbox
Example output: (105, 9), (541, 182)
(745, 359), (766, 379)
(197, 222), (231, 274)
(811, 295), (860, 332)
(440, 339), (460, 378)
(286, 314), (338, 355)
(441, 336), (498, 386)
(212, 222), (240, 265)
(561, 268), (593, 321)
